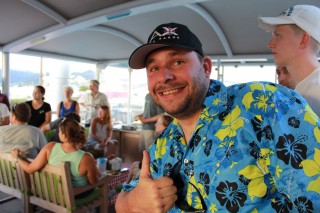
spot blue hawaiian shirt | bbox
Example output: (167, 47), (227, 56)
(123, 80), (320, 213)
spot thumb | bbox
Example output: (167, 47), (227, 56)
(139, 150), (152, 179)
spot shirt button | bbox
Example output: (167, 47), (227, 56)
(184, 159), (189, 164)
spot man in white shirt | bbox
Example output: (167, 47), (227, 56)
(0, 103), (47, 158)
(78, 80), (110, 126)
(0, 103), (9, 126)
(259, 4), (320, 117)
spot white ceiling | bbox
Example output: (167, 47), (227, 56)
(1, 0), (320, 67)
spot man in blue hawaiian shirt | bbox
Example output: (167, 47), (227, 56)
(116, 22), (320, 213)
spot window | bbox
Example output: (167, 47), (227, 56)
(100, 66), (148, 124)
(9, 54), (41, 104)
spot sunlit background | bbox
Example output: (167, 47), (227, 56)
(0, 53), (276, 124)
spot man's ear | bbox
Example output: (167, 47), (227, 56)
(203, 56), (212, 78)
(300, 33), (311, 49)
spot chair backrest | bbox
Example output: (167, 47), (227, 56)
(28, 161), (75, 212)
(27, 161), (110, 213)
(0, 152), (26, 199)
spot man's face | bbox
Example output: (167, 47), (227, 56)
(145, 47), (211, 119)
(268, 25), (303, 66)
(89, 83), (98, 93)
(276, 66), (296, 89)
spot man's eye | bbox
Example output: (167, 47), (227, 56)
(174, 60), (184, 65)
(149, 67), (159, 72)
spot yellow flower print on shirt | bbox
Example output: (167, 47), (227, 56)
(215, 105), (244, 141)
(242, 84), (277, 111)
(155, 137), (167, 159)
(301, 148), (320, 193)
(304, 107), (320, 143)
(238, 148), (275, 200)
(186, 176), (209, 211)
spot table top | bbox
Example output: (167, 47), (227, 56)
(108, 169), (129, 205)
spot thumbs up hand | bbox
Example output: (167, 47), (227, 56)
(123, 150), (177, 213)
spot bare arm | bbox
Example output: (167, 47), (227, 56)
(40, 123), (51, 133)
(90, 118), (102, 143)
(39, 111), (52, 129)
(11, 142), (55, 174)
(139, 114), (162, 124)
(78, 152), (101, 185)
(75, 102), (80, 115)
(103, 124), (113, 143)
(57, 102), (61, 117)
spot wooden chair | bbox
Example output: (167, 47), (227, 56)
(26, 161), (111, 213)
(0, 152), (31, 212)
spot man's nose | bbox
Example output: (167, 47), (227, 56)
(157, 67), (174, 83)
(268, 38), (275, 49)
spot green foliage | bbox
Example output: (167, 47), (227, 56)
(79, 86), (89, 91)
(10, 98), (28, 104)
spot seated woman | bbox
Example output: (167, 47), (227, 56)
(26, 85), (52, 128)
(84, 105), (115, 158)
(57, 86), (80, 117)
(11, 118), (100, 189)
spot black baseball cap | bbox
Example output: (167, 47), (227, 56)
(129, 22), (204, 69)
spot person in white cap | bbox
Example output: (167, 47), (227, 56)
(116, 22), (320, 212)
(259, 4), (320, 117)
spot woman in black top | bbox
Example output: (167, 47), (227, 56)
(26, 85), (52, 128)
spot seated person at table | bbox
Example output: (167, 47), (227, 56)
(0, 103), (47, 158)
(41, 112), (81, 142)
(11, 118), (100, 189)
(84, 105), (115, 157)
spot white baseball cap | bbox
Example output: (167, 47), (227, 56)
(259, 5), (320, 44)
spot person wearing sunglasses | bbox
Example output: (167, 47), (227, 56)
(116, 22), (320, 212)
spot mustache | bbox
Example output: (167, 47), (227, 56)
(155, 82), (185, 92)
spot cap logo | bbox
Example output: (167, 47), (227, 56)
(279, 6), (294, 17)
(149, 27), (180, 43)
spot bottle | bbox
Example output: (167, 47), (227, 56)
(97, 158), (107, 173)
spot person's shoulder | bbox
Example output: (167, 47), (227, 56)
(0, 103), (8, 111)
(99, 92), (108, 98)
(228, 81), (276, 89)
(82, 152), (95, 163)
(27, 124), (45, 133)
(0, 123), (12, 131)
(227, 81), (307, 108)
(91, 117), (100, 125)
(41, 142), (56, 152)
(227, 81), (293, 95)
